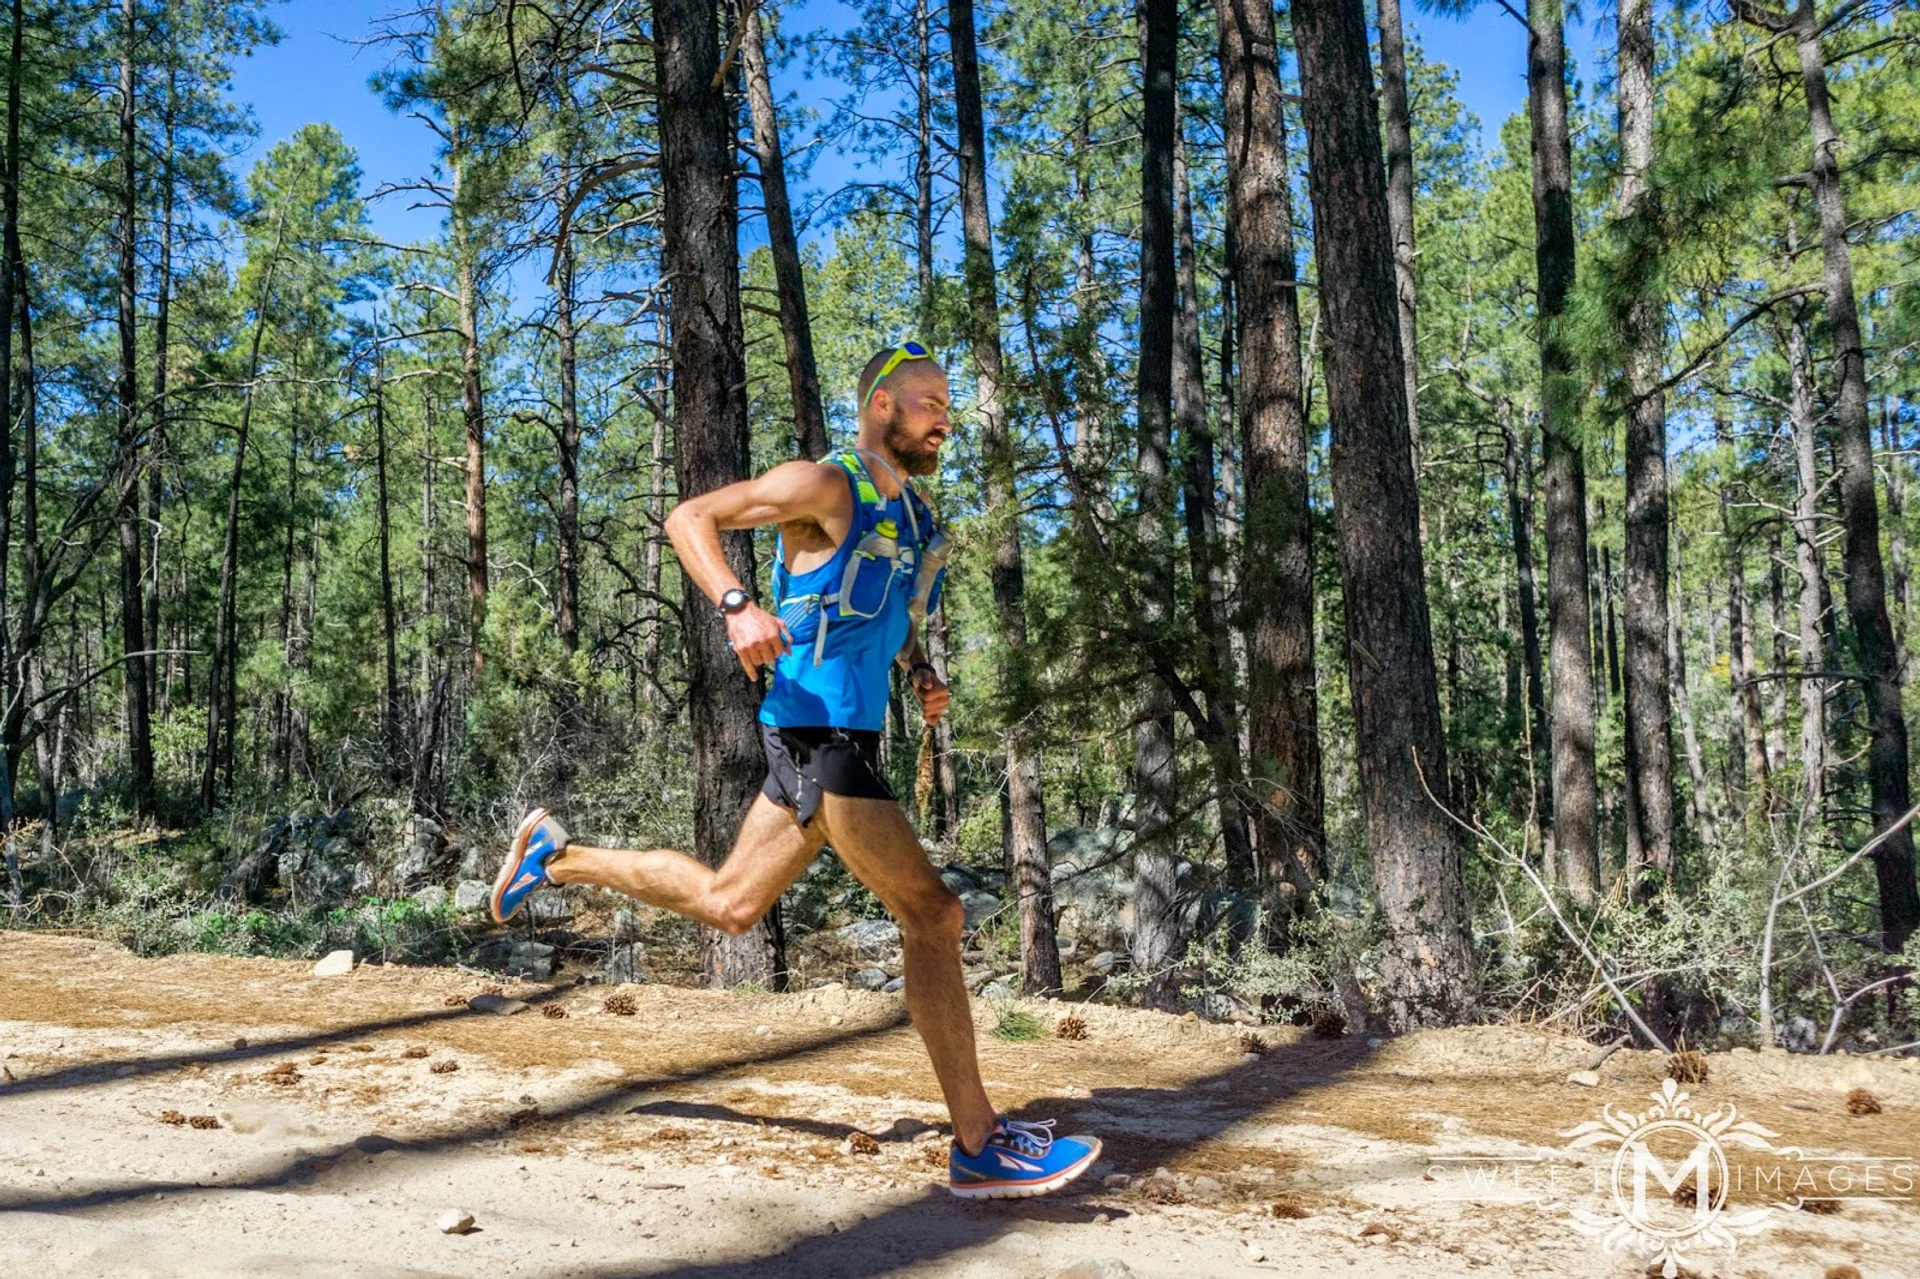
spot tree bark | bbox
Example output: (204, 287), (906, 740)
(1529, 0), (1598, 904)
(1294, 0), (1477, 1027)
(1217, 0), (1324, 919)
(657, 0), (777, 986)
(950, 0), (1061, 996)
(1782, 0), (1920, 948)
(148, 57), (176, 720)
(116, 0), (153, 817)
(454, 205), (488, 683)
(201, 219), (285, 811)
(1616, 0), (1675, 885)
(742, 2), (827, 460)
(1502, 406), (1553, 838)
(374, 342), (403, 779)
(1131, 0), (1182, 1007)
(1174, 128), (1252, 885)
(1787, 297), (1827, 814)
(555, 240), (582, 656)
(1376, 0), (1419, 445)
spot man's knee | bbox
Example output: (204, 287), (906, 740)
(899, 885), (965, 942)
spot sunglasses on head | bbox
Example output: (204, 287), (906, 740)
(860, 341), (932, 412)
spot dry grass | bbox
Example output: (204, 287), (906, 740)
(1238, 1032), (1269, 1057)
(1671, 1181), (1697, 1208)
(542, 1004), (568, 1020)
(1799, 1198), (1842, 1215)
(1270, 1196), (1311, 1219)
(1667, 1050), (1709, 1084)
(652, 1127), (690, 1142)
(1054, 1013), (1089, 1041)
(920, 1144), (948, 1168)
(604, 992), (638, 1016)
(430, 1059), (459, 1075)
(261, 1062), (301, 1086)
(1845, 1087), (1881, 1116)
(400, 1046), (429, 1060)
(1358, 1222), (1401, 1243)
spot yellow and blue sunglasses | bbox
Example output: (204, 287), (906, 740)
(860, 341), (932, 413)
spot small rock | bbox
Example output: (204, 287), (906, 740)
(959, 890), (1001, 930)
(468, 994), (528, 1016)
(453, 880), (490, 912)
(881, 976), (906, 994)
(437, 1209), (476, 1235)
(311, 950), (355, 977)
(978, 977), (1017, 1001)
(232, 1037), (248, 1051)
(1243, 1242), (1267, 1263)
(1052, 1257), (1134, 1279)
(851, 967), (889, 991)
(1090, 951), (1118, 974)
(354, 1134), (402, 1154)
(1190, 1175), (1223, 1201)
(837, 919), (902, 955)
(411, 885), (450, 913)
(1566, 1070), (1600, 1087)
(1102, 1174), (1132, 1190)
(754, 1025), (771, 1037)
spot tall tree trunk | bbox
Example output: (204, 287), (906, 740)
(914, 0), (934, 336)
(1131, 0), (1182, 1007)
(1669, 542), (1718, 848)
(374, 342), (403, 780)
(0, 0), (21, 895)
(656, 0), (776, 986)
(1883, 404), (1910, 685)
(1787, 297), (1827, 814)
(1376, 0), (1419, 445)
(1502, 407), (1553, 840)
(1616, 0), (1675, 884)
(454, 213), (488, 684)
(742, 2), (827, 460)
(1294, 0), (1477, 1027)
(1174, 128), (1252, 884)
(553, 240), (583, 658)
(116, 0), (153, 817)
(1217, 0), (1324, 922)
(1727, 508), (1772, 799)
(201, 220), (283, 811)
(148, 59), (175, 721)
(1529, 0), (1598, 904)
(1768, 532), (1790, 773)
(950, 0), (1061, 996)
(1783, 0), (1920, 948)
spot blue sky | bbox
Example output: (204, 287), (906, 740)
(227, 0), (1603, 256)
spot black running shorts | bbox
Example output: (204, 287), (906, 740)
(760, 724), (895, 827)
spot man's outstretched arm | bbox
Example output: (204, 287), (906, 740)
(663, 460), (850, 678)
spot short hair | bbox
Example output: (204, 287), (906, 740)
(855, 343), (938, 413)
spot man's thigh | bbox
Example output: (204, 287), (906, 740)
(711, 793), (828, 909)
(814, 793), (951, 912)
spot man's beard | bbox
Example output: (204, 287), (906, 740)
(883, 407), (940, 476)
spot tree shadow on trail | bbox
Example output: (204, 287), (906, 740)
(0, 1005), (912, 1215)
(560, 1034), (1380, 1279)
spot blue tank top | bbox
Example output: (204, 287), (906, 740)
(759, 450), (943, 731)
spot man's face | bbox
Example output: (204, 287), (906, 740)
(878, 363), (951, 477)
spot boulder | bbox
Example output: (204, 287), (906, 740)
(1089, 950), (1119, 974)
(851, 967), (889, 991)
(311, 949), (355, 977)
(1778, 1015), (1818, 1054)
(392, 816), (445, 892)
(959, 891), (1002, 930)
(506, 941), (554, 980)
(937, 865), (979, 896)
(411, 885), (450, 913)
(524, 894), (572, 926)
(978, 977), (1016, 1001)
(881, 976), (906, 994)
(457, 844), (490, 881)
(453, 880), (490, 912)
(603, 943), (647, 985)
(837, 919), (902, 956)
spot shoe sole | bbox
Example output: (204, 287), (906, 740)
(947, 1137), (1103, 1200)
(489, 807), (549, 925)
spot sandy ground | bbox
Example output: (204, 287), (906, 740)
(2, 932), (1916, 1278)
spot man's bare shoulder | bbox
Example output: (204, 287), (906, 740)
(759, 458), (852, 524)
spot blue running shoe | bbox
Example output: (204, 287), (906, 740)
(948, 1117), (1102, 1199)
(490, 808), (571, 924)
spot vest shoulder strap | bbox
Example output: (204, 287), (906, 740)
(826, 450), (884, 509)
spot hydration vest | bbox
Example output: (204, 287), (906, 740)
(758, 449), (948, 732)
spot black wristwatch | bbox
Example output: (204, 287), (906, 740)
(718, 588), (750, 616)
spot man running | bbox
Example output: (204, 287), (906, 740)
(489, 342), (1101, 1200)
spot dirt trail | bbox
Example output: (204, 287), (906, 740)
(1, 933), (1913, 1277)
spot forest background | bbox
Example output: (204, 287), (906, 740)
(5, 0), (1920, 1057)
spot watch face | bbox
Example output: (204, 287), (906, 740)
(721, 589), (749, 613)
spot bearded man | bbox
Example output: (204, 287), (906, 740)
(489, 342), (1102, 1199)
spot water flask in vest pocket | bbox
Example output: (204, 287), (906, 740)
(908, 528), (950, 623)
(837, 530), (898, 618)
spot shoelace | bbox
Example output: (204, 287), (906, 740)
(990, 1118), (1056, 1158)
